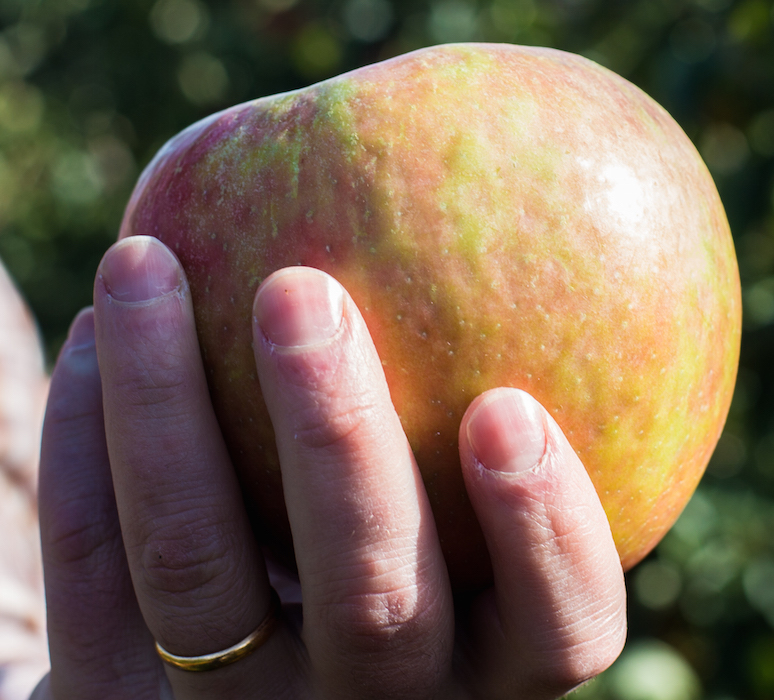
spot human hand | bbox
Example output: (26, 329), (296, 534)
(0, 260), (48, 700)
(32, 236), (626, 699)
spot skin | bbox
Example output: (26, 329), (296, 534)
(0, 261), (49, 700)
(32, 236), (627, 699)
(120, 44), (741, 587)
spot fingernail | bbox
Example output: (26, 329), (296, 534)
(60, 308), (98, 376)
(466, 389), (546, 473)
(66, 307), (96, 350)
(99, 236), (182, 303)
(254, 267), (344, 348)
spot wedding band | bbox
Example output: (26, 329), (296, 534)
(155, 588), (282, 672)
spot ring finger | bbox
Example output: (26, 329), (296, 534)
(93, 236), (304, 699)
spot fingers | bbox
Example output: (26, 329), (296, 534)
(38, 308), (168, 699)
(252, 267), (454, 699)
(93, 237), (303, 699)
(39, 246), (625, 700)
(459, 388), (627, 699)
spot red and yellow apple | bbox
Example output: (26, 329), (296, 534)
(118, 43), (741, 590)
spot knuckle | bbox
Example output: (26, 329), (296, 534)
(137, 522), (232, 599)
(322, 555), (445, 654)
(335, 586), (421, 647)
(107, 330), (194, 413)
(44, 495), (121, 569)
(43, 377), (103, 447)
(320, 578), (448, 698)
(44, 394), (98, 432)
(118, 358), (189, 412)
(292, 393), (384, 455)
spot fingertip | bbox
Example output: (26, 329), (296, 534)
(95, 236), (184, 305)
(51, 308), (98, 386)
(462, 388), (547, 475)
(91, 237), (196, 392)
(65, 307), (95, 350)
(253, 267), (345, 349)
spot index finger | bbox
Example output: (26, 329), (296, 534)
(458, 388), (627, 697)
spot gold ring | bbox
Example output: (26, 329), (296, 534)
(155, 588), (282, 672)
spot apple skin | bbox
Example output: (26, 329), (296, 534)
(119, 43), (741, 590)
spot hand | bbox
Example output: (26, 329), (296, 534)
(0, 260), (48, 700)
(33, 236), (626, 699)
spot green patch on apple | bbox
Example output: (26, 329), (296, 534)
(119, 43), (741, 591)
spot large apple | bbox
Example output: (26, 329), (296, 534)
(119, 43), (741, 590)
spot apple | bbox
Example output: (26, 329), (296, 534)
(118, 43), (741, 590)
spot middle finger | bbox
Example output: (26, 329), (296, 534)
(252, 267), (454, 699)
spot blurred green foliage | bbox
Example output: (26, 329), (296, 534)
(1, 0), (774, 697)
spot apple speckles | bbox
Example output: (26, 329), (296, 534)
(119, 42), (741, 586)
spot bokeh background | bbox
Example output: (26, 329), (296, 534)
(1, 0), (773, 697)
